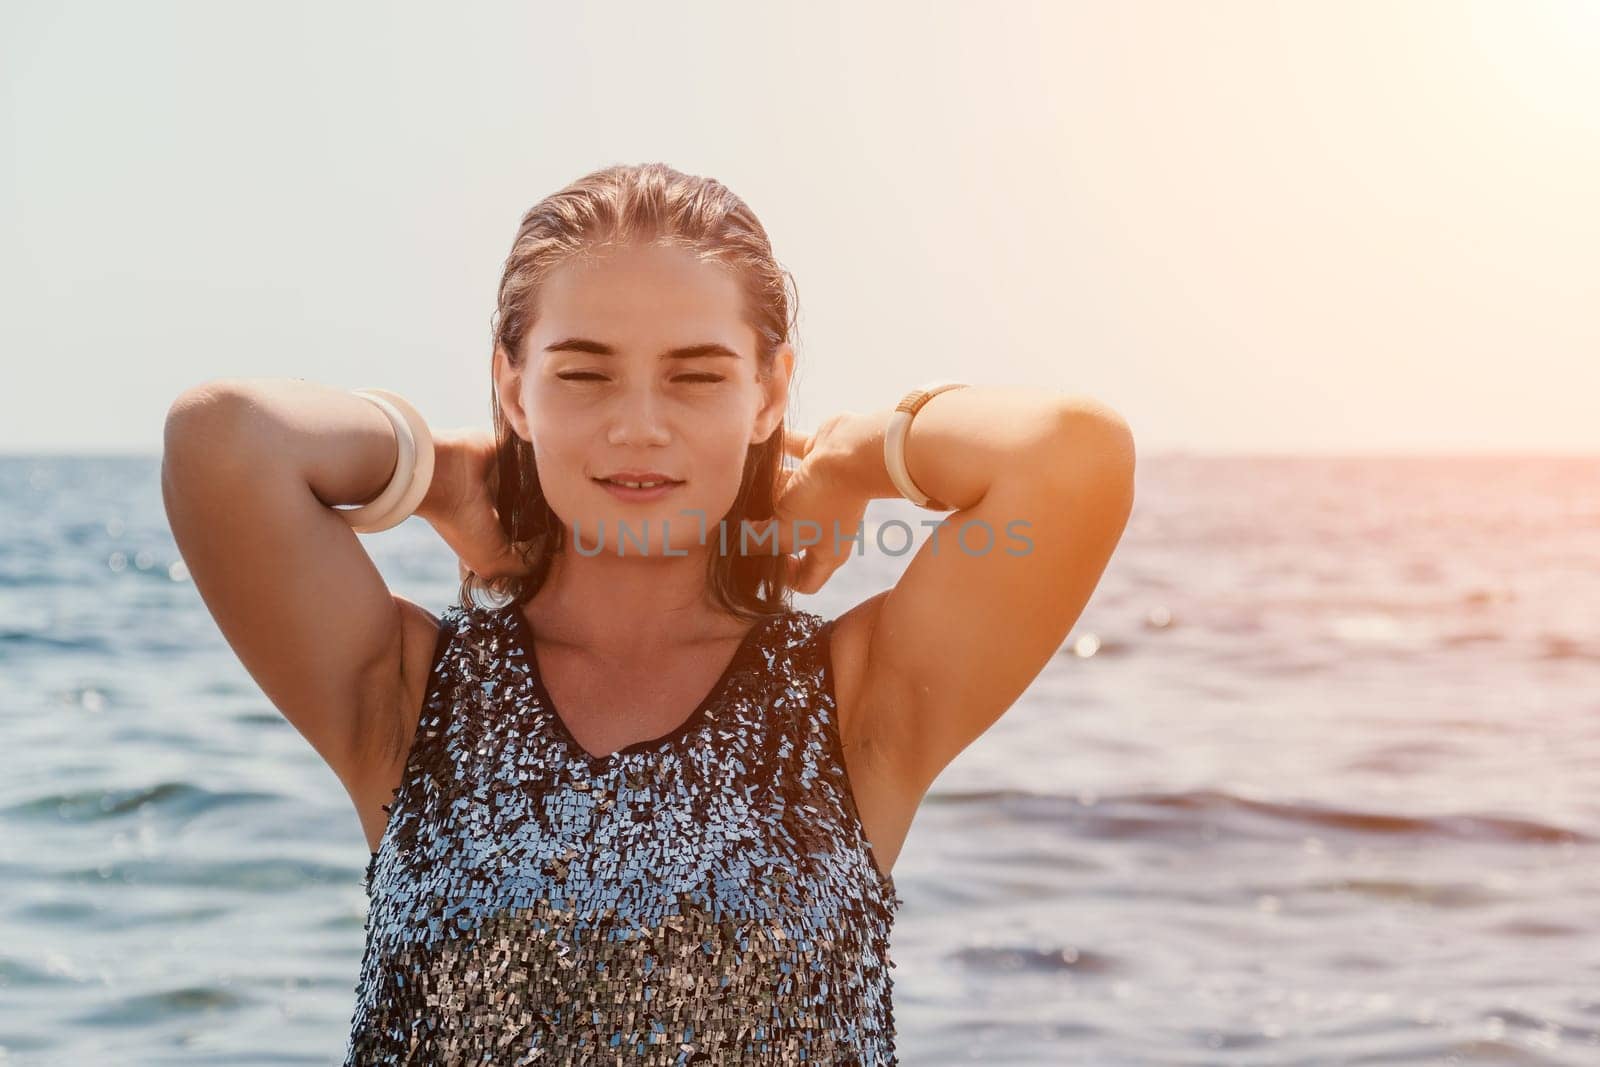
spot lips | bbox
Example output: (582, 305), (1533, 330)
(593, 477), (684, 503)
(592, 476), (685, 487)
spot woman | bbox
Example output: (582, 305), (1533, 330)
(161, 163), (1135, 1065)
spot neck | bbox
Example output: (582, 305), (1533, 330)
(521, 538), (741, 654)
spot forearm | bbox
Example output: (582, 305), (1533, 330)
(165, 377), (464, 517)
(820, 385), (1134, 510)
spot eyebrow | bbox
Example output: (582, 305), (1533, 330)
(543, 338), (742, 361)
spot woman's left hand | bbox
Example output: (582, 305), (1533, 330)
(748, 414), (870, 595)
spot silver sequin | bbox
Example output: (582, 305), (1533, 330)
(345, 599), (902, 1065)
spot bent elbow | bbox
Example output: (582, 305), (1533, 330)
(1049, 398), (1136, 492)
(162, 381), (262, 486)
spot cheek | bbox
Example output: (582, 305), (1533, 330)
(696, 422), (758, 475)
(521, 427), (590, 515)
(685, 435), (761, 514)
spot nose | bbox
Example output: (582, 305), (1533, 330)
(605, 384), (671, 448)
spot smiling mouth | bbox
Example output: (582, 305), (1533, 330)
(592, 477), (686, 489)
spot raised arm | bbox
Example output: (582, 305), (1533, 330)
(160, 379), (451, 829)
(807, 386), (1136, 793)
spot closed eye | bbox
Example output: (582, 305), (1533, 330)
(556, 372), (724, 383)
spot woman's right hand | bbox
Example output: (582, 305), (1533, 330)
(418, 427), (536, 583)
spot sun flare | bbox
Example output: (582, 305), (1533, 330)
(1466, 0), (1600, 134)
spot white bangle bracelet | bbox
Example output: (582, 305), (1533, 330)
(341, 389), (437, 533)
(884, 380), (967, 510)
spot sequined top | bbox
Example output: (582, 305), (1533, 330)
(345, 596), (903, 1065)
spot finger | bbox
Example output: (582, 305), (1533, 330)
(788, 550), (810, 593)
(783, 427), (812, 457)
(786, 551), (825, 594)
(793, 547), (835, 595)
(803, 556), (836, 595)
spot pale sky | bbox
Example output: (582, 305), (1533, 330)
(3, 0), (1596, 455)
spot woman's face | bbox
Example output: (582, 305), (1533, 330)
(495, 242), (793, 555)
